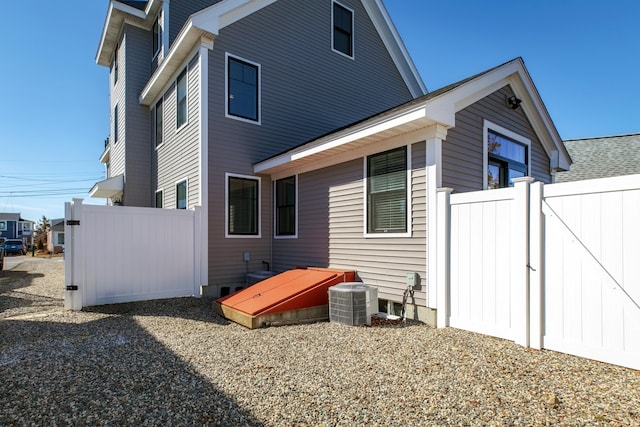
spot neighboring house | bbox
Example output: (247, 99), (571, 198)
(0, 213), (34, 247)
(554, 133), (640, 183)
(47, 218), (65, 254)
(90, 0), (571, 322)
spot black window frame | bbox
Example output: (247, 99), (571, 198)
(155, 189), (163, 208)
(332, 1), (354, 58)
(275, 176), (296, 237)
(487, 129), (529, 189)
(152, 15), (161, 58)
(366, 146), (408, 234)
(176, 68), (188, 128)
(114, 104), (119, 143)
(176, 180), (187, 210)
(227, 175), (260, 236)
(227, 55), (260, 123)
(154, 98), (163, 148)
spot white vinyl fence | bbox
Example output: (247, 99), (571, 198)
(436, 175), (640, 371)
(64, 199), (206, 309)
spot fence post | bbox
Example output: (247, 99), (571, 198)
(529, 181), (543, 349)
(193, 206), (203, 298)
(64, 198), (84, 310)
(436, 188), (453, 328)
(511, 178), (534, 347)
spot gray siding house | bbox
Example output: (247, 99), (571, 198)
(91, 0), (571, 323)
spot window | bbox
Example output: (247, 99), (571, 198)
(484, 121), (530, 189)
(155, 189), (163, 208)
(226, 54), (260, 123)
(57, 233), (65, 245)
(176, 180), (187, 209)
(366, 146), (408, 234)
(176, 68), (188, 128)
(114, 104), (119, 143)
(113, 46), (119, 84)
(152, 15), (161, 58)
(227, 174), (260, 237)
(332, 1), (353, 58)
(0, 221), (6, 231)
(275, 176), (296, 237)
(154, 98), (163, 148)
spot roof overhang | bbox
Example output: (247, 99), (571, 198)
(96, 0), (162, 67)
(89, 175), (124, 199)
(254, 58), (571, 178)
(139, 0), (277, 105)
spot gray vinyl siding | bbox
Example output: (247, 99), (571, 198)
(154, 54), (201, 209)
(123, 24), (152, 207)
(168, 0), (222, 47)
(442, 85), (551, 192)
(109, 32), (126, 180)
(206, 0), (414, 287)
(273, 142), (427, 304)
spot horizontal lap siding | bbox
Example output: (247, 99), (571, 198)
(275, 142), (427, 304)
(168, 0), (222, 47)
(124, 25), (152, 206)
(109, 32), (126, 179)
(207, 0), (414, 287)
(155, 55), (200, 210)
(443, 86), (551, 193)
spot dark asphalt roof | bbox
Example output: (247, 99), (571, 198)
(555, 133), (640, 182)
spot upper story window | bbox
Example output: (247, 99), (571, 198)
(112, 45), (119, 84)
(154, 98), (163, 148)
(226, 54), (260, 124)
(114, 104), (119, 143)
(226, 173), (260, 237)
(332, 1), (354, 58)
(275, 176), (297, 237)
(176, 69), (188, 128)
(152, 15), (161, 58)
(366, 146), (409, 235)
(484, 120), (531, 189)
(155, 189), (163, 208)
(176, 180), (187, 209)
(0, 221), (6, 231)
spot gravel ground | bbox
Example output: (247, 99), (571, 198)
(1, 258), (639, 426)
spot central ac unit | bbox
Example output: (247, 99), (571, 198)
(328, 282), (378, 326)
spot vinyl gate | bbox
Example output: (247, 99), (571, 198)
(64, 199), (206, 309)
(436, 175), (640, 370)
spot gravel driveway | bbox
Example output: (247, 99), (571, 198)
(1, 259), (638, 426)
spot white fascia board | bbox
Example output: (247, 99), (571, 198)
(140, 0), (277, 105)
(362, 0), (427, 97)
(254, 106), (429, 173)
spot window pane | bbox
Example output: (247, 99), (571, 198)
(367, 147), (407, 233)
(228, 58), (258, 121)
(177, 69), (187, 127)
(229, 177), (258, 235)
(488, 131), (525, 163)
(114, 104), (119, 142)
(276, 176), (296, 235)
(155, 191), (163, 208)
(155, 99), (163, 147)
(176, 181), (187, 209)
(152, 18), (159, 55)
(508, 168), (525, 186)
(333, 3), (353, 56)
(487, 163), (501, 189)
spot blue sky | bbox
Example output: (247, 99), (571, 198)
(1, 0), (638, 222)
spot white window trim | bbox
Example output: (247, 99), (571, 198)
(175, 178), (188, 209)
(154, 97), (164, 150)
(331, 0), (355, 60)
(225, 52), (262, 125)
(176, 67), (189, 132)
(363, 145), (412, 238)
(482, 119), (532, 190)
(225, 172), (262, 239)
(155, 188), (164, 208)
(274, 175), (298, 239)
